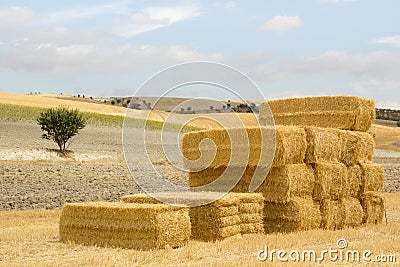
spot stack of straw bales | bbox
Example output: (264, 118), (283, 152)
(59, 202), (190, 250)
(122, 192), (264, 241)
(182, 96), (385, 233)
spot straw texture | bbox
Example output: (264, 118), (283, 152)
(59, 202), (190, 250)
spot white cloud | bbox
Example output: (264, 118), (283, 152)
(248, 50), (400, 83)
(375, 100), (400, 110)
(113, 5), (202, 37)
(47, 1), (130, 23)
(224, 1), (238, 9)
(372, 35), (400, 46)
(285, 50), (400, 80)
(0, 42), (222, 74)
(0, 6), (34, 35)
(262, 16), (302, 33)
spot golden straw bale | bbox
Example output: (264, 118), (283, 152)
(320, 198), (341, 230)
(303, 126), (342, 163)
(360, 163), (385, 194)
(188, 165), (254, 190)
(273, 126), (307, 166)
(182, 126), (305, 172)
(233, 192), (264, 204)
(240, 223), (264, 235)
(182, 127), (275, 171)
(259, 96), (375, 131)
(344, 165), (362, 198)
(256, 164), (315, 203)
(270, 111), (356, 130)
(341, 197), (364, 228)
(263, 197), (322, 233)
(191, 224), (242, 242)
(59, 202), (190, 250)
(313, 162), (346, 201)
(122, 192), (247, 241)
(321, 197), (364, 230)
(239, 202), (264, 214)
(339, 131), (375, 166)
(360, 192), (385, 224)
(354, 98), (376, 132)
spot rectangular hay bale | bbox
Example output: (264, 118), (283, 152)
(259, 96), (375, 131)
(122, 192), (246, 241)
(304, 126), (342, 163)
(361, 192), (385, 224)
(59, 202), (190, 250)
(320, 197), (364, 230)
(256, 164), (315, 203)
(360, 163), (385, 194)
(344, 165), (362, 198)
(263, 197), (322, 233)
(182, 126), (306, 171)
(313, 162), (346, 201)
(339, 131), (375, 166)
(341, 197), (364, 228)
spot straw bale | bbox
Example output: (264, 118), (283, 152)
(182, 126), (305, 172)
(189, 164), (314, 202)
(266, 96), (362, 113)
(59, 202), (190, 250)
(313, 162), (346, 201)
(240, 213), (263, 224)
(191, 224), (241, 241)
(122, 192), (243, 241)
(354, 98), (376, 132)
(339, 131), (374, 166)
(233, 192), (264, 204)
(341, 197), (364, 228)
(304, 126), (342, 163)
(239, 202), (264, 214)
(320, 198), (342, 230)
(360, 163), (385, 194)
(273, 126), (307, 166)
(360, 192), (385, 224)
(256, 164), (315, 203)
(188, 165), (252, 189)
(182, 127), (275, 171)
(240, 223), (264, 234)
(263, 197), (322, 233)
(265, 111), (356, 130)
(259, 96), (375, 131)
(344, 165), (362, 198)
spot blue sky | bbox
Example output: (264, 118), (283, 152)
(0, 0), (399, 108)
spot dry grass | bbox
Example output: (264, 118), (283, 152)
(370, 124), (400, 152)
(0, 91), (127, 116)
(1, 193), (399, 266)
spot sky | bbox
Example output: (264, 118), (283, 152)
(0, 0), (399, 108)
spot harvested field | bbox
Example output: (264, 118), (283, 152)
(0, 193), (399, 266)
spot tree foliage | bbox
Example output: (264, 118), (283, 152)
(37, 107), (87, 152)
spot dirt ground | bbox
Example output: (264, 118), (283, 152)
(0, 122), (188, 211)
(1, 121), (399, 211)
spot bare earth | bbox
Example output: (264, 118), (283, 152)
(0, 121), (399, 211)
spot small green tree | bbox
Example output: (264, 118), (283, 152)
(397, 120), (400, 127)
(37, 107), (87, 152)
